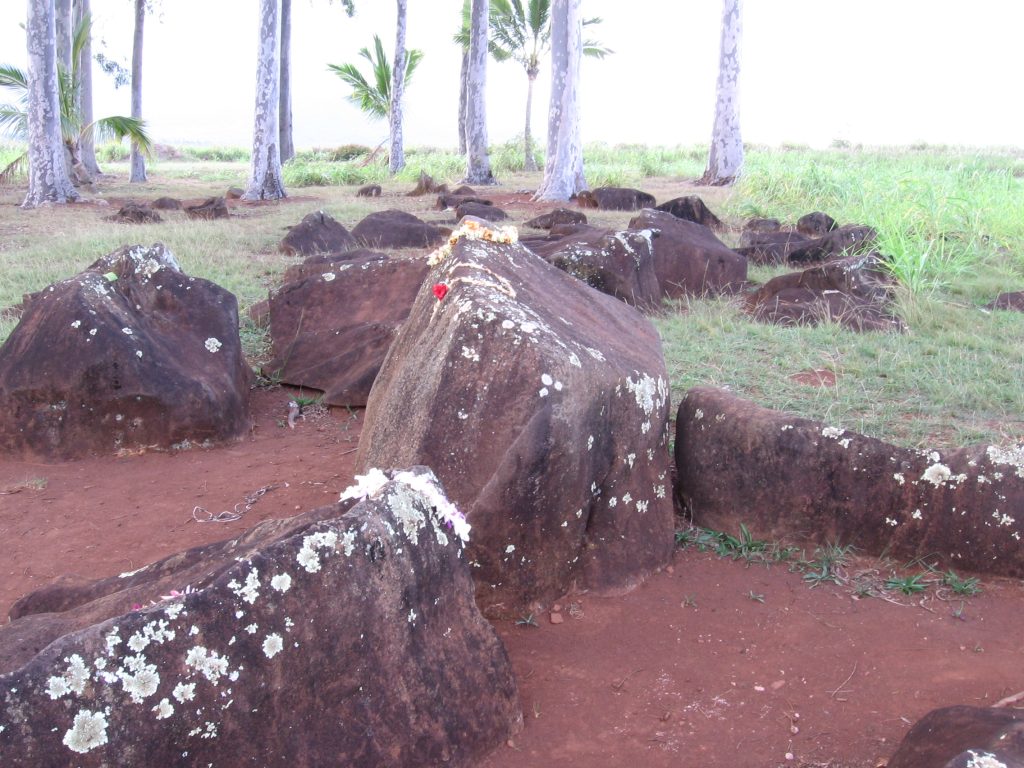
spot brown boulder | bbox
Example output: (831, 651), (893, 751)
(526, 228), (662, 310)
(150, 197), (182, 211)
(351, 209), (449, 249)
(184, 196), (229, 220)
(0, 467), (522, 767)
(356, 229), (676, 616)
(888, 705), (1024, 768)
(627, 208), (747, 298)
(746, 253), (903, 332)
(577, 187), (657, 211)
(225, 186), (245, 200)
(355, 183), (381, 197)
(736, 230), (812, 265)
(105, 202), (162, 224)
(263, 253), (428, 406)
(675, 387), (1024, 578)
(451, 184), (477, 196)
(743, 217), (781, 233)
(0, 244), (252, 460)
(796, 211), (838, 237)
(523, 208), (588, 230)
(456, 201), (507, 222)
(654, 196), (723, 230)
(407, 170), (447, 196)
(986, 291), (1024, 312)
(788, 224), (876, 263)
(278, 210), (358, 257)
(436, 193), (492, 210)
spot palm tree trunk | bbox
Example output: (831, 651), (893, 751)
(535, 0), (585, 200)
(701, 0), (743, 185)
(279, 0), (294, 162)
(458, 49), (468, 155)
(243, 0), (286, 200)
(464, 0), (494, 184)
(55, 0), (72, 72)
(74, 0), (101, 176)
(389, 0), (408, 174)
(129, 0), (146, 183)
(523, 72), (538, 172)
(23, 0), (79, 208)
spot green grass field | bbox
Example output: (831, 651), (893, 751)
(1, 141), (1021, 449)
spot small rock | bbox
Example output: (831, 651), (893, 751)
(665, 565), (674, 574)
(549, 612), (564, 625)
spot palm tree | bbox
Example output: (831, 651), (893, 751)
(0, 11), (152, 185)
(328, 35), (422, 121)
(488, 0), (609, 172)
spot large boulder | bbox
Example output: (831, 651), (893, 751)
(986, 291), (1024, 312)
(796, 211), (838, 237)
(888, 706), (1024, 768)
(525, 227), (662, 310)
(675, 387), (1024, 578)
(788, 224), (876, 263)
(0, 467), (521, 767)
(577, 187), (656, 211)
(735, 229), (812, 265)
(263, 253), (428, 406)
(627, 208), (747, 298)
(278, 210), (358, 256)
(356, 224), (676, 616)
(456, 200), (507, 222)
(184, 196), (229, 220)
(0, 244), (252, 460)
(745, 253), (904, 332)
(523, 208), (587, 230)
(351, 209), (449, 249)
(654, 196), (723, 230)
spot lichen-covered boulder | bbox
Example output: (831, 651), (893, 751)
(351, 209), (449, 249)
(675, 387), (1024, 578)
(278, 210), (357, 256)
(150, 197), (182, 211)
(456, 201), (507, 222)
(0, 244), (251, 460)
(355, 184), (381, 197)
(627, 209), (747, 298)
(526, 227), (662, 310)
(436, 193), (492, 211)
(263, 253), (428, 406)
(887, 705), (1024, 768)
(356, 223), (676, 616)
(745, 253), (904, 332)
(0, 468), (521, 767)
(577, 187), (656, 211)
(654, 196), (723, 230)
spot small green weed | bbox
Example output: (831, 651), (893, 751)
(884, 573), (929, 595)
(746, 591), (765, 603)
(515, 613), (538, 628)
(941, 570), (982, 596)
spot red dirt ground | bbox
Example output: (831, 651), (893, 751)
(2, 385), (1023, 767)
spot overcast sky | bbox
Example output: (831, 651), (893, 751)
(1, 1), (1021, 151)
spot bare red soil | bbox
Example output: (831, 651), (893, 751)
(2, 394), (1022, 768)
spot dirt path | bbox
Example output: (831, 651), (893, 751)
(1, 393), (1022, 767)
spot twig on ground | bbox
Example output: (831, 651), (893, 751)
(829, 662), (858, 699)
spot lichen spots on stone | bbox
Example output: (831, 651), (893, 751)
(262, 633), (284, 659)
(62, 709), (108, 754)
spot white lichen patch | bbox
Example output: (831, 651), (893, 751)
(322, 272), (336, 282)
(886, 517), (899, 526)
(339, 468), (390, 503)
(893, 473), (905, 485)
(505, 544), (516, 554)
(262, 633), (284, 659)
(539, 387), (549, 397)
(62, 709), (108, 754)
(622, 493), (633, 505)
(70, 319), (81, 328)
(624, 373), (667, 418)
(992, 511), (1016, 527)
(636, 500), (649, 513)
(912, 509), (923, 520)
(695, 409), (704, 420)
(47, 654), (90, 699)
(153, 698), (174, 720)
(121, 327), (133, 335)
(964, 750), (1009, 768)
(120, 661), (160, 703)
(296, 547), (321, 573)
(655, 484), (666, 499)
(270, 573), (292, 593)
(986, 444), (1024, 478)
(587, 435), (594, 451)
(626, 453), (636, 469)
(204, 337), (222, 353)
(461, 346), (480, 362)
(184, 646), (229, 683)
(229, 568), (260, 604)
(340, 529), (357, 556)
(921, 463), (952, 487)
(821, 426), (845, 439)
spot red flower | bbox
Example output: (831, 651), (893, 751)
(432, 283), (449, 301)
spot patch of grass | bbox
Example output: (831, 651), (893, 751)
(884, 573), (929, 595)
(676, 523), (797, 567)
(515, 613), (538, 628)
(940, 569), (983, 597)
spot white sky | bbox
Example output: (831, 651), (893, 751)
(1, 1), (1021, 151)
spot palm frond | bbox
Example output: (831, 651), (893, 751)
(0, 64), (29, 94)
(583, 42), (612, 59)
(89, 115), (153, 156)
(0, 104), (27, 141)
(329, 35), (423, 121)
(0, 151), (27, 186)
